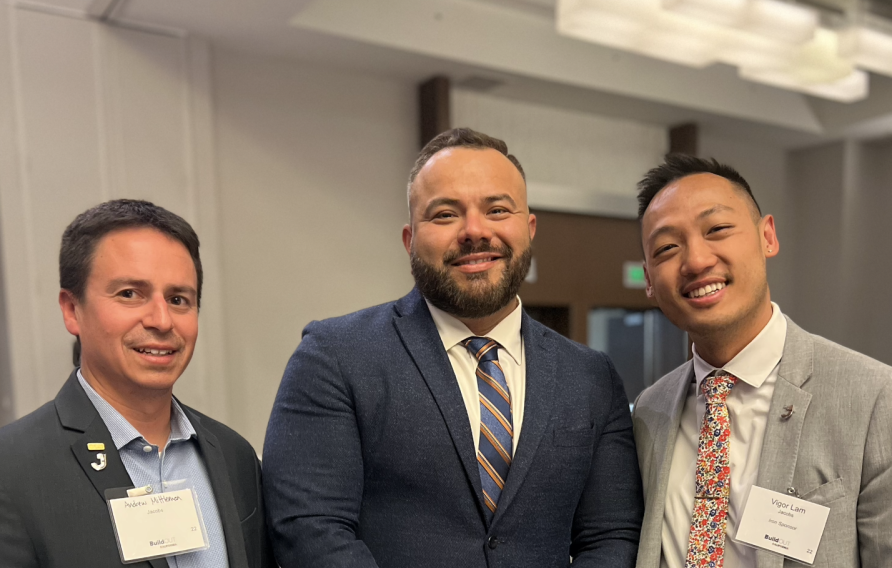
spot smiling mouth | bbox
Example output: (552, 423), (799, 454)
(453, 256), (500, 267)
(685, 282), (726, 299)
(134, 347), (176, 356)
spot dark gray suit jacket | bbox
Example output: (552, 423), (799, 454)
(633, 317), (892, 568)
(0, 371), (275, 568)
(263, 288), (644, 568)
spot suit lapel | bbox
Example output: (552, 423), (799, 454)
(56, 372), (167, 568)
(635, 364), (692, 568)
(755, 318), (814, 568)
(56, 372), (135, 500)
(186, 409), (250, 568)
(490, 314), (555, 527)
(392, 290), (485, 519)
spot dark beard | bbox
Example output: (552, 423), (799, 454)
(411, 242), (532, 319)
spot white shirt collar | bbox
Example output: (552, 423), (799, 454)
(692, 302), (787, 390)
(425, 297), (524, 366)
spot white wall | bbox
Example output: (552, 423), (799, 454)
(0, 5), (228, 422)
(0, 7), (419, 450)
(211, 49), (416, 447)
(786, 139), (892, 364)
(452, 88), (667, 218)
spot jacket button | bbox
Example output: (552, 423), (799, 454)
(488, 536), (498, 550)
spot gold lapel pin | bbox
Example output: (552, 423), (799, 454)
(781, 405), (794, 420)
(91, 452), (107, 471)
(87, 442), (105, 451)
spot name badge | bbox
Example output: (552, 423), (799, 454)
(734, 485), (831, 565)
(107, 488), (209, 564)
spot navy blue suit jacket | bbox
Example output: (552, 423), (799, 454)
(263, 289), (643, 567)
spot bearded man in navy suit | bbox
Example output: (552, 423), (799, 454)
(263, 128), (643, 568)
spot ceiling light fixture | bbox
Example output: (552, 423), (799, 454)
(557, 0), (892, 102)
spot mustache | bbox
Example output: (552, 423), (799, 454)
(442, 242), (513, 265)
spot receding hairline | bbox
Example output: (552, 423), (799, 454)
(407, 146), (528, 216)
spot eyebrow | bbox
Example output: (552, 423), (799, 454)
(167, 285), (198, 298)
(483, 194), (517, 207)
(422, 194), (518, 218)
(106, 278), (150, 293)
(105, 279), (197, 297)
(645, 204), (737, 248)
(697, 204), (734, 219)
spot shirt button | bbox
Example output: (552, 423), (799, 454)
(487, 536), (498, 550)
(143, 445), (153, 453)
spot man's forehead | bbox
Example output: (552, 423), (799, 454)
(646, 175), (750, 217)
(89, 228), (195, 278)
(409, 147), (527, 210)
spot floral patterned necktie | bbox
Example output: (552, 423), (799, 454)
(685, 372), (737, 568)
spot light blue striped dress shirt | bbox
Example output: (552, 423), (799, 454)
(77, 371), (230, 568)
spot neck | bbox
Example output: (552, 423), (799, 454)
(691, 299), (773, 368)
(80, 365), (173, 447)
(458, 297), (518, 336)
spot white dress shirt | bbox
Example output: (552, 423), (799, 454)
(661, 302), (787, 568)
(425, 298), (526, 454)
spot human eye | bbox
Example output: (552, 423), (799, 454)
(708, 224), (733, 235)
(489, 205), (510, 216)
(652, 243), (676, 258)
(431, 209), (457, 222)
(169, 295), (193, 309)
(118, 289), (137, 300)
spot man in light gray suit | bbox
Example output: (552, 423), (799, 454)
(632, 154), (892, 568)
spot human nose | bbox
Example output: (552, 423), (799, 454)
(680, 237), (718, 276)
(458, 209), (493, 243)
(142, 295), (173, 332)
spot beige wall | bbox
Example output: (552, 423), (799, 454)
(0, 8), (418, 450)
(0, 6), (229, 423)
(787, 139), (892, 364)
(211, 49), (417, 448)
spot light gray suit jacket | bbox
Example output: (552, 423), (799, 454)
(632, 316), (892, 568)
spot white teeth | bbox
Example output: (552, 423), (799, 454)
(688, 282), (725, 298)
(138, 348), (173, 355)
(464, 257), (494, 265)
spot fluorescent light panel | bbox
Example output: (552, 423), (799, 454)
(839, 26), (892, 77)
(556, 0), (877, 102)
(663, 0), (818, 44)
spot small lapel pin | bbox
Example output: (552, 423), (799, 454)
(87, 442), (105, 451)
(781, 405), (794, 420)
(91, 452), (107, 471)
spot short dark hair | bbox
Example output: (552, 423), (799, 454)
(636, 154), (761, 219)
(408, 127), (525, 195)
(60, 199), (203, 306)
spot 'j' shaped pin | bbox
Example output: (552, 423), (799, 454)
(780, 405), (794, 420)
(91, 452), (107, 471)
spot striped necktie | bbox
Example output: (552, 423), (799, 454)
(686, 371), (737, 568)
(462, 336), (513, 520)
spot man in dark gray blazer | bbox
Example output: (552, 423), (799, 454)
(0, 200), (274, 568)
(633, 155), (892, 568)
(263, 128), (643, 568)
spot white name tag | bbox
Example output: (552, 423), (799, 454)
(735, 485), (831, 565)
(108, 488), (209, 564)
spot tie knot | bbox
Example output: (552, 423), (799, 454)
(463, 336), (500, 363)
(701, 372), (737, 403)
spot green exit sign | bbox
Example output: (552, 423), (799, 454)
(623, 261), (647, 289)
